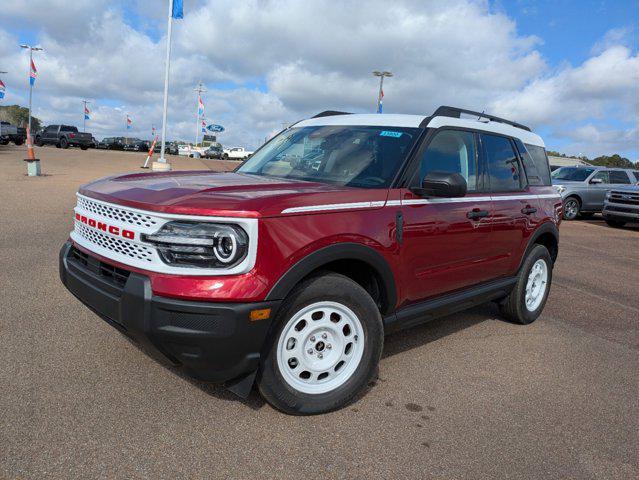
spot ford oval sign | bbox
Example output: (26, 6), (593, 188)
(206, 124), (225, 133)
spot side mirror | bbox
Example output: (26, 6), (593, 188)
(412, 171), (467, 198)
(590, 177), (603, 184)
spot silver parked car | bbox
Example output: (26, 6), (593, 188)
(551, 166), (639, 220)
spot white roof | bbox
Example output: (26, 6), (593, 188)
(295, 113), (545, 148)
(297, 114), (426, 128)
(548, 156), (591, 167)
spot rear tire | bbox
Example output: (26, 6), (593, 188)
(80, 145), (88, 150)
(258, 273), (383, 415)
(562, 197), (580, 220)
(499, 244), (552, 325)
(605, 218), (626, 228)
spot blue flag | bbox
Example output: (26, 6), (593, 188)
(172, 0), (183, 19)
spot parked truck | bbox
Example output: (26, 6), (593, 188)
(0, 121), (25, 145)
(35, 124), (93, 150)
(224, 146), (254, 160)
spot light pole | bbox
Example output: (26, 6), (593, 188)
(20, 45), (43, 136)
(82, 99), (91, 132)
(372, 70), (392, 114)
(194, 81), (206, 147)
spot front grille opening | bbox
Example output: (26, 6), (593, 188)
(99, 262), (131, 288)
(70, 247), (131, 288)
(71, 247), (89, 267)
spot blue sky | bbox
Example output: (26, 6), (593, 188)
(1, 0), (638, 159)
(499, 0), (639, 64)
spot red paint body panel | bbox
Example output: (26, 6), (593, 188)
(75, 170), (561, 309)
(79, 171), (386, 218)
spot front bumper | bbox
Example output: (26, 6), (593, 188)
(59, 241), (279, 383)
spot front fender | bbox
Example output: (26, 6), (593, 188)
(265, 241), (397, 315)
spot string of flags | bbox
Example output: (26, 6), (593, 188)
(84, 105), (90, 120)
(198, 95), (204, 116)
(126, 115), (132, 130)
(30, 59), (37, 86)
(0, 78), (5, 99)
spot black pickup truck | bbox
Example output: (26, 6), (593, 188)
(35, 124), (93, 150)
(0, 121), (25, 145)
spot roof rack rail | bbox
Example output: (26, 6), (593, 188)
(312, 110), (352, 118)
(432, 105), (531, 132)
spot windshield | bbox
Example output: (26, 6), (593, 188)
(237, 125), (421, 188)
(551, 167), (596, 181)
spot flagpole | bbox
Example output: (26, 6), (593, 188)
(372, 70), (392, 114)
(194, 81), (206, 148)
(82, 100), (90, 132)
(157, 0), (174, 169)
(28, 49), (33, 134)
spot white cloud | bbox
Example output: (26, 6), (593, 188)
(0, 1), (637, 158)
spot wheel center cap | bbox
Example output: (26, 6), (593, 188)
(315, 341), (325, 352)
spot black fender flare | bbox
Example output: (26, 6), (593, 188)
(265, 242), (398, 315)
(518, 221), (559, 270)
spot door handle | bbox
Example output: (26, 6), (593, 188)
(521, 206), (537, 215)
(467, 208), (489, 220)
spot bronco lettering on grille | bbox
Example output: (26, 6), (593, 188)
(75, 212), (135, 240)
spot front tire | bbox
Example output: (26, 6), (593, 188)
(563, 197), (580, 220)
(499, 244), (552, 325)
(258, 273), (383, 415)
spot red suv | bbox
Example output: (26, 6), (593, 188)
(60, 106), (562, 414)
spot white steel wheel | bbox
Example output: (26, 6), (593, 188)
(276, 301), (365, 395)
(525, 259), (548, 312)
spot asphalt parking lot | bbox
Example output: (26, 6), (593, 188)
(1, 145), (638, 479)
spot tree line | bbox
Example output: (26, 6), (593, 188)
(0, 105), (42, 132)
(547, 150), (638, 169)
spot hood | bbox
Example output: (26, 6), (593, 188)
(79, 171), (388, 218)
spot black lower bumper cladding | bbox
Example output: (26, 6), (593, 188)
(59, 241), (279, 384)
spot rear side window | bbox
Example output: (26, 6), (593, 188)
(609, 170), (631, 184)
(481, 134), (524, 192)
(61, 125), (78, 132)
(416, 129), (478, 191)
(522, 143), (552, 186)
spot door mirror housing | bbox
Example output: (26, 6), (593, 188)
(589, 177), (603, 184)
(412, 171), (467, 198)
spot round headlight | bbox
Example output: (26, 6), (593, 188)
(214, 231), (238, 263)
(142, 221), (249, 269)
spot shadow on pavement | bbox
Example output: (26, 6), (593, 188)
(382, 302), (496, 359)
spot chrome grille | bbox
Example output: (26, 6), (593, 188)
(77, 196), (158, 228)
(608, 191), (639, 206)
